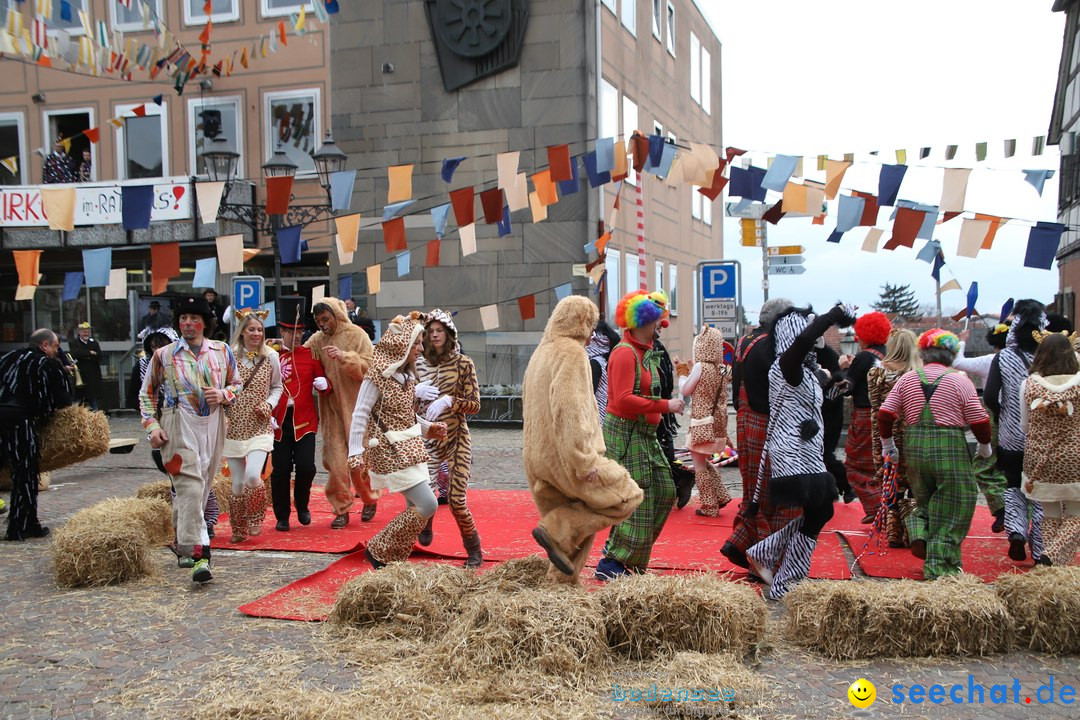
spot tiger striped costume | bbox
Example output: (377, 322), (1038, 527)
(416, 310), (481, 546)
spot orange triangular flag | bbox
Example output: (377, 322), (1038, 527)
(83, 127), (100, 144)
(974, 213), (1007, 250)
(278, 21), (288, 45)
(198, 20), (212, 45)
(240, 46), (248, 68)
(132, 104), (147, 117)
(596, 232), (611, 254)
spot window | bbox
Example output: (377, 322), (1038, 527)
(691, 187), (702, 220)
(655, 260), (664, 291)
(653, 120), (663, 137)
(702, 192), (712, 225)
(114, 101), (168, 179)
(262, 0), (313, 19)
(622, 94), (638, 185)
(43, 108), (94, 181)
(668, 263), (679, 315)
(1073, 29), (1080, 74)
(665, 2), (675, 56)
(46, 0), (85, 33)
(188, 95), (243, 177)
(626, 251), (640, 295)
(620, 0), (635, 35)
(652, 0), (662, 40)
(111, 0), (159, 32)
(690, 32), (701, 104)
(600, 78), (619, 141)
(0, 112), (27, 185)
(185, 0), (238, 25)
(601, 0), (615, 13)
(605, 248), (621, 320)
(264, 88), (321, 175)
(701, 47), (711, 115)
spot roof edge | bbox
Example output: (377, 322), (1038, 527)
(691, 0), (722, 45)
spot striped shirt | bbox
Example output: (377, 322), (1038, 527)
(139, 338), (242, 433)
(879, 364), (990, 439)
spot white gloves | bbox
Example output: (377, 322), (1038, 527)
(271, 417), (280, 431)
(415, 380), (440, 402)
(976, 442), (993, 459)
(313, 376), (329, 391)
(425, 394), (453, 421)
(881, 437), (898, 463)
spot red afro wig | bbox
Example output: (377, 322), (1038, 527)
(854, 311), (892, 347)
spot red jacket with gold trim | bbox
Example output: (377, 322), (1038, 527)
(272, 346), (330, 442)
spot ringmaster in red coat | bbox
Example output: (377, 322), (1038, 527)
(270, 297), (331, 531)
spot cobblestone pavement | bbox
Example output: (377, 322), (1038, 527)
(1, 414), (1077, 719)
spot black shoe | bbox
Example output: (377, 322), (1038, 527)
(675, 478), (694, 510)
(275, 520), (290, 532)
(991, 509), (1005, 534)
(417, 516), (434, 547)
(360, 504), (377, 522)
(25, 525), (49, 539)
(331, 513), (349, 529)
(1035, 555), (1052, 567)
(297, 510), (311, 526)
(910, 539), (927, 560)
(843, 489), (856, 504)
(463, 533), (483, 569)
(437, 494), (449, 505)
(531, 526), (574, 575)
(364, 547), (386, 570)
(721, 541), (750, 569)
(1008, 533), (1027, 562)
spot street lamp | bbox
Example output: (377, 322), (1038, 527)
(200, 132), (348, 302)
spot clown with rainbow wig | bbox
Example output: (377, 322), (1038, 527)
(878, 328), (993, 579)
(594, 290), (686, 581)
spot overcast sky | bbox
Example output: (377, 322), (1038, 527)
(701, 1), (1064, 322)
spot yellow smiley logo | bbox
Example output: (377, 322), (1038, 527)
(848, 678), (876, 709)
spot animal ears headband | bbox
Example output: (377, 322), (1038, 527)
(1033, 329), (1080, 352)
(234, 308), (270, 322)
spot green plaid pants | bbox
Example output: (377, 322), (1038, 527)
(602, 415), (676, 571)
(904, 421), (977, 580)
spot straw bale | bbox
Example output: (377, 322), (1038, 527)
(0, 467), (51, 491)
(437, 587), (608, 678)
(213, 470), (232, 515)
(995, 566), (1080, 654)
(472, 553), (551, 593)
(51, 497), (173, 587)
(785, 575), (1012, 659)
(328, 562), (476, 636)
(135, 480), (173, 505)
(39, 405), (110, 472)
(595, 573), (767, 660)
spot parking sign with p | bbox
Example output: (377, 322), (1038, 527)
(232, 275), (264, 311)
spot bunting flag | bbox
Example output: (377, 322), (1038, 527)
(497, 204), (512, 237)
(278, 20), (288, 45)
(496, 151), (519, 189)
(1022, 169), (1054, 196)
(479, 304), (499, 331)
(265, 176), (294, 215)
(382, 217), (407, 252)
(441, 156), (465, 183)
(973, 213), (1006, 250)
(13, 250), (42, 287)
(449, 187), (475, 226)
(396, 250), (411, 277)
(826, 194), (865, 242)
(277, 225), (304, 265)
(916, 239), (942, 264)
(930, 251), (945, 282)
(0, 156), (17, 176)
(698, 159), (728, 201)
(480, 188), (503, 224)
(366, 264), (380, 294)
(861, 228), (883, 253)
(295, 5), (306, 32)
(382, 200), (415, 222)
(956, 218), (992, 258)
(150, 242), (180, 295)
(41, 187), (76, 231)
(547, 144), (572, 182)
(387, 164), (414, 204)
(883, 207), (924, 250)
(62, 271), (84, 301)
(425, 238), (440, 267)
(195, 181), (226, 224)
(781, 182), (807, 214)
(517, 294), (536, 322)
(313, 0), (329, 22)
(338, 273), (352, 301)
(36, 0), (52, 21)
(32, 18), (47, 50)
(1024, 222), (1065, 270)
(939, 168), (971, 213)
(761, 154), (798, 192)
(877, 164), (907, 206)
(192, 257), (218, 290)
(334, 234), (354, 266)
(824, 159), (851, 199)
(121, 185), (155, 230)
(103, 267), (126, 300)
(459, 223), (477, 256)
(430, 203), (451, 238)
(940, 279), (962, 293)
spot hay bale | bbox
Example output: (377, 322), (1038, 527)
(328, 562), (476, 636)
(438, 587), (608, 678)
(39, 405), (111, 472)
(995, 566), (1080, 654)
(595, 573), (767, 660)
(472, 554), (551, 593)
(135, 480), (173, 505)
(0, 469), (52, 492)
(51, 497), (173, 587)
(785, 575), (1012, 659)
(213, 470), (232, 516)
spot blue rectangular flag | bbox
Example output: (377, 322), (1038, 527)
(397, 251), (411, 277)
(277, 225), (304, 265)
(431, 203), (451, 238)
(192, 257), (218, 289)
(1023, 169), (1054, 196)
(554, 283), (572, 301)
(967, 282), (979, 319)
(329, 170), (356, 211)
(931, 252), (945, 281)
(338, 274), (352, 300)
(836, 194), (865, 233)
(82, 248), (112, 288)
(761, 154), (798, 192)
(497, 205), (512, 237)
(878, 164), (908, 206)
(583, 151), (610, 188)
(557, 156), (581, 195)
(1024, 222), (1066, 270)
(382, 200), (415, 221)
(595, 137), (615, 173)
(916, 239), (942, 264)
(441, 157), (465, 183)
(260, 300), (277, 328)
(62, 272), (83, 301)
(121, 185), (154, 230)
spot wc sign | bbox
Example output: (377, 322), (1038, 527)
(697, 260), (741, 338)
(232, 275), (264, 311)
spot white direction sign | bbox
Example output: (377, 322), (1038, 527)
(767, 265), (807, 276)
(768, 255), (805, 265)
(725, 202), (767, 219)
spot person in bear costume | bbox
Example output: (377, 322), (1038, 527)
(523, 296), (644, 584)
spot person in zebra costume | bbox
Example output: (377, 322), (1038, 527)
(594, 290), (685, 581)
(984, 299), (1049, 564)
(586, 320), (621, 426)
(745, 304), (856, 600)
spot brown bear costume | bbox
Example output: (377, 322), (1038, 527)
(304, 297), (374, 520)
(523, 296), (643, 583)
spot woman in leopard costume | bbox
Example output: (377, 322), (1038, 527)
(347, 312), (448, 568)
(867, 329), (921, 548)
(224, 310), (283, 542)
(1021, 332), (1080, 566)
(675, 326), (732, 516)
(414, 309), (483, 567)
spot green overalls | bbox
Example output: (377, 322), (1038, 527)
(601, 342), (677, 571)
(903, 369), (978, 580)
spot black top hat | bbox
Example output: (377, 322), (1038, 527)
(277, 296), (306, 329)
(175, 295), (214, 322)
(149, 300), (161, 309)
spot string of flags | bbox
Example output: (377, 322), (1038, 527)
(1, 0), (338, 94)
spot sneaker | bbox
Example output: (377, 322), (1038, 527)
(330, 513), (349, 529)
(191, 559), (212, 583)
(360, 504), (377, 522)
(594, 556), (630, 582)
(178, 556), (195, 569)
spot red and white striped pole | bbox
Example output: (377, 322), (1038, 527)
(636, 179), (646, 290)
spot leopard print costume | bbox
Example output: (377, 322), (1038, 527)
(226, 356), (275, 443)
(683, 326), (732, 516)
(1023, 372), (1080, 566)
(416, 309), (481, 540)
(868, 366), (915, 546)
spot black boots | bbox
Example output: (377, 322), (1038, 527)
(463, 533), (483, 569)
(417, 516), (434, 547)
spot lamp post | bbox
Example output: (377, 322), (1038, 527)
(200, 130), (348, 301)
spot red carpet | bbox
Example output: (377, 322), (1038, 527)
(238, 490), (863, 622)
(839, 506), (1036, 582)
